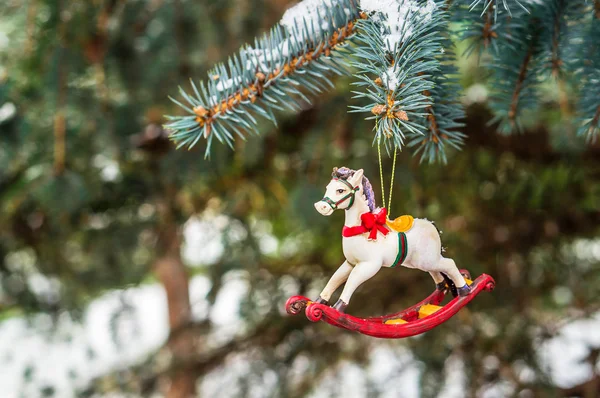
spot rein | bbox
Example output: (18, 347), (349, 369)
(321, 178), (360, 211)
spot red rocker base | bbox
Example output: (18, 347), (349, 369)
(285, 271), (495, 339)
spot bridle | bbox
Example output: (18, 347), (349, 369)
(320, 178), (360, 211)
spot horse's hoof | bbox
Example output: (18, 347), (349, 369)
(332, 299), (348, 313)
(436, 281), (447, 291)
(458, 284), (472, 297)
(315, 296), (329, 306)
(291, 301), (305, 313)
(442, 273), (458, 297)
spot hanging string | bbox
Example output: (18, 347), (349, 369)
(376, 119), (398, 215)
(377, 137), (386, 207)
(377, 139), (398, 214)
(388, 146), (397, 213)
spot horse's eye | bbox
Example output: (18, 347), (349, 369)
(337, 189), (345, 194)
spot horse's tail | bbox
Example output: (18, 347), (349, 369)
(430, 220), (445, 255)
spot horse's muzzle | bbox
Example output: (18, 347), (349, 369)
(314, 201), (334, 216)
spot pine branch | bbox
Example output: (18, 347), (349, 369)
(533, 0), (587, 131)
(165, 0), (600, 162)
(457, 1), (516, 57)
(575, 7), (600, 140)
(536, 0), (585, 78)
(409, 39), (465, 163)
(54, 7), (68, 176)
(508, 49), (533, 123)
(468, 0), (528, 20)
(487, 6), (541, 134)
(165, 0), (362, 157)
(349, 0), (447, 155)
(550, 6), (563, 78)
(408, 2), (465, 164)
(578, 69), (600, 141)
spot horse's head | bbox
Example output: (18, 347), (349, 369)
(314, 167), (375, 216)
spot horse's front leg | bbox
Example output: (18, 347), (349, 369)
(316, 261), (353, 305)
(429, 271), (447, 291)
(334, 261), (381, 313)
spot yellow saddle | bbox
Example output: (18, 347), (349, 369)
(386, 215), (414, 233)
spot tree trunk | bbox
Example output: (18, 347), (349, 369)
(154, 193), (196, 398)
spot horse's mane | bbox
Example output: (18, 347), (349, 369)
(332, 167), (376, 212)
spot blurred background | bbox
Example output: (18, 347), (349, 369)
(1, 0), (599, 397)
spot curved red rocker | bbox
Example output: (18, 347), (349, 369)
(285, 272), (495, 339)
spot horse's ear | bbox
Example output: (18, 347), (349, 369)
(349, 169), (364, 187)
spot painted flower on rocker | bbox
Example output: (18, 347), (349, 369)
(313, 166), (471, 313)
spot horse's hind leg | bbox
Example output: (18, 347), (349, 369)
(437, 257), (471, 296)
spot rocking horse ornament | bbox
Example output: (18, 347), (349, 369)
(285, 167), (495, 339)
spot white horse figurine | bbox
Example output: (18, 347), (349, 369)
(313, 167), (471, 313)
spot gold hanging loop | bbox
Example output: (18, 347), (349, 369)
(377, 139), (398, 215)
(377, 138), (386, 207)
(388, 146), (397, 213)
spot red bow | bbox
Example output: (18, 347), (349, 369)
(342, 208), (390, 240)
